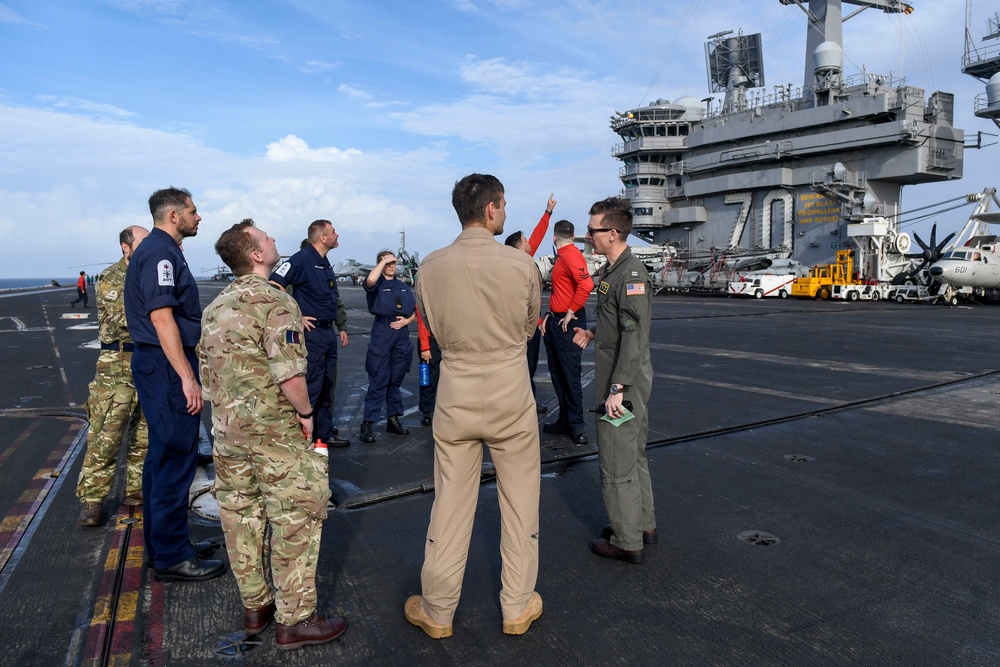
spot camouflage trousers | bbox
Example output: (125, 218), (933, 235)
(213, 434), (330, 625)
(76, 350), (148, 503)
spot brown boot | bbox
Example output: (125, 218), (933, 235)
(78, 501), (102, 527)
(275, 614), (347, 650)
(122, 491), (143, 506)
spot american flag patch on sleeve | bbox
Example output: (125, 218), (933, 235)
(626, 282), (646, 296)
(286, 330), (302, 344)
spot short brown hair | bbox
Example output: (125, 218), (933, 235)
(215, 218), (258, 276)
(308, 219), (332, 243)
(452, 174), (504, 226)
(588, 197), (633, 238)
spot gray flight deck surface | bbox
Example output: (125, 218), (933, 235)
(0, 282), (998, 666)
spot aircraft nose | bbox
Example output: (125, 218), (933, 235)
(929, 266), (943, 277)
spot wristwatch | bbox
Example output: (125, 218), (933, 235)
(609, 384), (623, 395)
(296, 410), (315, 419)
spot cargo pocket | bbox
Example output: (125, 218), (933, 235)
(275, 448), (331, 521)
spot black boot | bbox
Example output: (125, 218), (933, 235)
(386, 415), (409, 435)
(360, 421), (376, 443)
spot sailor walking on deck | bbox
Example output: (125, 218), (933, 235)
(70, 270), (89, 308)
(76, 226), (150, 527)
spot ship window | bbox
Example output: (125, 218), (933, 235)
(679, 125), (689, 136)
(640, 178), (649, 185)
(656, 125), (665, 136)
(642, 126), (654, 137)
(668, 125), (677, 136)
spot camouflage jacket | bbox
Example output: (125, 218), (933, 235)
(197, 274), (308, 441)
(97, 258), (132, 345)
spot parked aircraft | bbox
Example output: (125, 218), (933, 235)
(334, 259), (375, 281)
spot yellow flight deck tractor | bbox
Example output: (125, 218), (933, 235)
(791, 250), (862, 300)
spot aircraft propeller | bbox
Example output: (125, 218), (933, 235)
(893, 223), (955, 286)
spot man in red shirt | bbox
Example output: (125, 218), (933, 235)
(504, 194), (556, 413)
(71, 270), (89, 308)
(541, 220), (594, 444)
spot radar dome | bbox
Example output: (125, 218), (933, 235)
(674, 96), (704, 119)
(987, 71), (1000, 107)
(813, 41), (843, 74)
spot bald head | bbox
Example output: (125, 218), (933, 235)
(121, 225), (150, 262)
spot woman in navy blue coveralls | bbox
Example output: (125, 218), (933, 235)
(360, 251), (416, 443)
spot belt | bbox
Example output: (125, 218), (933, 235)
(100, 341), (135, 352)
(312, 320), (335, 329)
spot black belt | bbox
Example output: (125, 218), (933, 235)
(312, 320), (335, 329)
(100, 341), (135, 352)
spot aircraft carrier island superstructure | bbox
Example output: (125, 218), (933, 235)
(612, 0), (965, 276)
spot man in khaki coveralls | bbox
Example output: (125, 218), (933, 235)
(198, 219), (347, 650)
(77, 225), (150, 527)
(405, 174), (543, 638)
(573, 197), (655, 564)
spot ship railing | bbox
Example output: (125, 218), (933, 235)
(619, 163), (669, 178)
(702, 70), (903, 119)
(962, 41), (1000, 73)
(974, 92), (1000, 114)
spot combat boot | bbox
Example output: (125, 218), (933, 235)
(78, 501), (102, 527)
(360, 421), (376, 443)
(387, 415), (409, 436)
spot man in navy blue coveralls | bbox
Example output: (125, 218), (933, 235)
(269, 220), (350, 447)
(359, 251), (416, 443)
(124, 187), (225, 582)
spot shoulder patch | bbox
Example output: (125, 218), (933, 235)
(157, 260), (174, 286)
(598, 281), (610, 294)
(286, 330), (302, 344)
(626, 282), (646, 296)
(274, 261), (291, 277)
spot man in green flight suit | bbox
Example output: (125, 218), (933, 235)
(573, 197), (656, 564)
(198, 219), (347, 650)
(77, 225), (150, 527)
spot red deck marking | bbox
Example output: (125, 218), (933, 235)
(79, 504), (150, 667)
(0, 423), (82, 572)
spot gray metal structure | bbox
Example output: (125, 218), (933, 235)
(612, 0), (965, 273)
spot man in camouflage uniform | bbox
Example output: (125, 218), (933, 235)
(77, 225), (151, 527)
(198, 219), (347, 650)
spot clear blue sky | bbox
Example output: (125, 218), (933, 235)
(0, 0), (994, 278)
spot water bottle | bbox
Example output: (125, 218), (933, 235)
(313, 440), (329, 457)
(419, 362), (430, 387)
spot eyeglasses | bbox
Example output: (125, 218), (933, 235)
(586, 227), (615, 235)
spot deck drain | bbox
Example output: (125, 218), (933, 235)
(738, 530), (780, 546)
(783, 454), (815, 463)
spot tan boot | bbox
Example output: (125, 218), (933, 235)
(78, 501), (102, 527)
(404, 595), (452, 639)
(502, 591), (542, 635)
